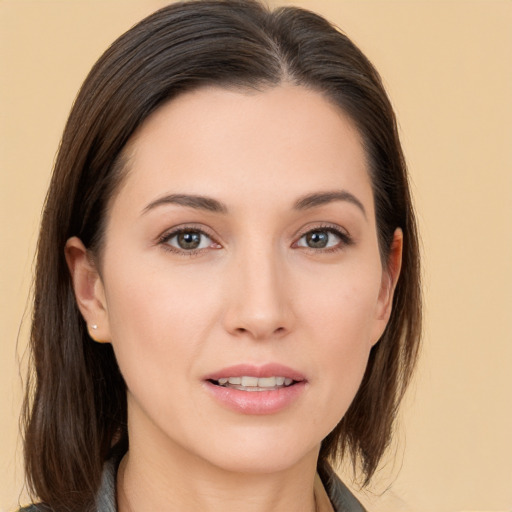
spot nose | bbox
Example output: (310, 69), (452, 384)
(222, 246), (294, 341)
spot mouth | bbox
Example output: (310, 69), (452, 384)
(203, 364), (306, 414)
(208, 375), (298, 392)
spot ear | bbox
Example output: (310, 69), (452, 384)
(371, 228), (403, 345)
(65, 236), (111, 343)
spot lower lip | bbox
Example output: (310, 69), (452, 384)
(204, 381), (307, 415)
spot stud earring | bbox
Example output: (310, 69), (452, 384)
(89, 324), (107, 343)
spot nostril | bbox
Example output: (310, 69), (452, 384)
(232, 325), (287, 339)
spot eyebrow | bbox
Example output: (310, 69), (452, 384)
(142, 189), (366, 218)
(142, 194), (229, 215)
(293, 190), (367, 218)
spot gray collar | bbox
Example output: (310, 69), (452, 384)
(95, 455), (118, 512)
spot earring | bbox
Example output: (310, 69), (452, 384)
(89, 324), (106, 343)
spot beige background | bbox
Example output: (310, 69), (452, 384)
(1, 1), (511, 511)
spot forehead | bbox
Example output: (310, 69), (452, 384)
(113, 84), (373, 217)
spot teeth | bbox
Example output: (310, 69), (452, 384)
(241, 376), (259, 387)
(215, 376), (295, 389)
(257, 377), (276, 387)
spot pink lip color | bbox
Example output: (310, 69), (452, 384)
(203, 363), (307, 415)
(204, 363), (306, 381)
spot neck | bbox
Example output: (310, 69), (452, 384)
(117, 408), (320, 512)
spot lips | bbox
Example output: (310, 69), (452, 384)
(203, 364), (307, 414)
(204, 363), (306, 382)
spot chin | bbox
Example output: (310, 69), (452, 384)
(192, 429), (321, 475)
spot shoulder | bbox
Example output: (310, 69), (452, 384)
(319, 462), (367, 512)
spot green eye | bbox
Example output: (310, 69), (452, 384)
(176, 232), (203, 249)
(304, 231), (330, 248)
(165, 230), (213, 251)
(297, 228), (346, 250)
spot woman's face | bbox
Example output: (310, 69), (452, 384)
(74, 85), (400, 474)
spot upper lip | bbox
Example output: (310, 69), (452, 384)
(204, 363), (306, 382)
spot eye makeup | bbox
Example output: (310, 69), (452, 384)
(294, 223), (354, 254)
(156, 221), (354, 258)
(157, 225), (222, 257)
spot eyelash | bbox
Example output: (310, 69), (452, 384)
(158, 226), (219, 257)
(157, 224), (353, 256)
(295, 224), (354, 253)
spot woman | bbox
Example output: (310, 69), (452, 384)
(21, 1), (421, 511)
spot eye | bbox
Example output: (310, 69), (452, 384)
(160, 228), (219, 253)
(295, 227), (351, 251)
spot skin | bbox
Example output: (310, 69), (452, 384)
(66, 84), (402, 512)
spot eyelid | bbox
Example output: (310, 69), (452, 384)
(293, 223), (354, 251)
(157, 224), (222, 255)
(156, 222), (353, 256)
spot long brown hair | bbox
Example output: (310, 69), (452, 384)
(23, 1), (421, 510)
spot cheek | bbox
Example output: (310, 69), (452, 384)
(299, 259), (382, 348)
(296, 264), (381, 421)
(101, 256), (221, 388)
(312, 289), (375, 385)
